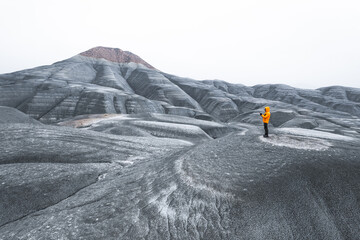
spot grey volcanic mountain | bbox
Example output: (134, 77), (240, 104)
(1, 46), (359, 128)
(0, 47), (360, 239)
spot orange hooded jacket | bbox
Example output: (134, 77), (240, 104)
(261, 106), (271, 123)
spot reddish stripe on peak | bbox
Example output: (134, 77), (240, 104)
(79, 46), (155, 69)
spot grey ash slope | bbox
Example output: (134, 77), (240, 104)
(0, 46), (359, 128)
(0, 122), (192, 232)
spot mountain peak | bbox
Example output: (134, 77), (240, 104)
(79, 46), (155, 69)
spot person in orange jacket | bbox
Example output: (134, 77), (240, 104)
(260, 106), (271, 137)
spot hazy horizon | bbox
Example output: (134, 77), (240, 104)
(1, 0), (359, 89)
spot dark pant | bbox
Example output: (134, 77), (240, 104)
(264, 123), (268, 136)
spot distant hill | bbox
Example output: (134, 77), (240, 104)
(0, 46), (359, 130)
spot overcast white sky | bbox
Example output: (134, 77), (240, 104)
(1, 0), (359, 89)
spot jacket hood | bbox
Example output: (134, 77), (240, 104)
(265, 106), (270, 112)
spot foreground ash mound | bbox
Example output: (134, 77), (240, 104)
(1, 47), (360, 239)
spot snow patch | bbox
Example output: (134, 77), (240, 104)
(97, 173), (107, 181)
(130, 120), (211, 140)
(139, 137), (194, 147)
(132, 120), (205, 133)
(150, 113), (224, 128)
(116, 160), (134, 166)
(236, 129), (248, 136)
(58, 114), (134, 128)
(278, 128), (355, 141)
(148, 183), (177, 219)
(175, 156), (233, 198)
(259, 134), (332, 151)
